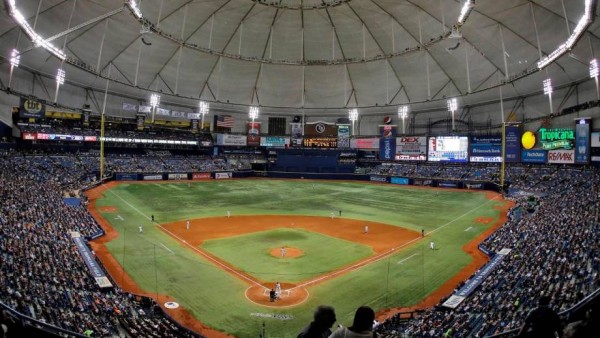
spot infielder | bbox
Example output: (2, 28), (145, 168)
(186, 220), (190, 230)
(138, 225), (143, 233)
(364, 224), (369, 234)
(227, 210), (231, 218)
(430, 241), (435, 250)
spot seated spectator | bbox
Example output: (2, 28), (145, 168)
(518, 295), (563, 338)
(329, 306), (375, 338)
(298, 305), (337, 338)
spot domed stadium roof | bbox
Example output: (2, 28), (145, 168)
(1, 0), (599, 115)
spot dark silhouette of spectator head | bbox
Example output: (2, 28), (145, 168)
(297, 305), (336, 338)
(539, 295), (551, 307)
(349, 306), (375, 333)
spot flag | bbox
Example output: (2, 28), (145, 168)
(216, 115), (235, 128)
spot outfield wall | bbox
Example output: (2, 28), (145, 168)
(112, 170), (499, 191)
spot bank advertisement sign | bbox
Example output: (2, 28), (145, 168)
(548, 149), (575, 164)
(504, 126), (521, 162)
(395, 137), (427, 161)
(469, 135), (502, 162)
(575, 119), (590, 163)
(521, 149), (547, 163)
(379, 126), (396, 160)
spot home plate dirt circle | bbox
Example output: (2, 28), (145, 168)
(245, 282), (309, 307)
(269, 247), (304, 259)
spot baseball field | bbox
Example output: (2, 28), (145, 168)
(86, 179), (512, 338)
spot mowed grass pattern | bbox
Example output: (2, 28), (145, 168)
(202, 229), (373, 283)
(96, 179), (506, 337)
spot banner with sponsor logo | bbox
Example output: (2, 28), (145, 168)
(351, 138), (379, 149)
(247, 122), (261, 146)
(391, 177), (409, 185)
(592, 132), (600, 147)
(521, 149), (547, 163)
(116, 173), (139, 181)
(337, 125), (350, 148)
(216, 134), (247, 146)
(575, 119), (590, 163)
(22, 132), (36, 140)
(291, 122), (303, 147)
(19, 97), (46, 119)
(260, 136), (289, 147)
(168, 173), (188, 180)
(504, 125), (521, 162)
(215, 172), (232, 180)
(82, 110), (90, 126)
(539, 128), (574, 150)
(71, 232), (113, 288)
(548, 149), (575, 164)
(143, 174), (163, 180)
(369, 175), (388, 183)
(191, 119), (199, 133)
(395, 136), (426, 161)
(379, 126), (396, 160)
(136, 114), (145, 130)
(469, 135), (502, 162)
(192, 172), (211, 180)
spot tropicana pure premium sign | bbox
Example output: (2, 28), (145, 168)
(539, 128), (574, 150)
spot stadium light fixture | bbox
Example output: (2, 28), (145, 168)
(199, 101), (209, 130)
(447, 98), (458, 131)
(127, 0), (143, 19)
(249, 106), (260, 121)
(8, 49), (20, 89)
(591, 59), (600, 99)
(398, 105), (409, 135)
(457, 0), (475, 25)
(349, 108), (358, 136)
(543, 78), (553, 114)
(537, 0), (593, 70)
(150, 93), (160, 123)
(54, 68), (66, 102)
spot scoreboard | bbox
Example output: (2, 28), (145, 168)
(428, 136), (468, 163)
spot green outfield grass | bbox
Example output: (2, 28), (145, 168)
(95, 179), (506, 338)
(202, 228), (373, 283)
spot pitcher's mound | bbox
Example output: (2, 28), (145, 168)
(245, 283), (309, 307)
(269, 247), (304, 259)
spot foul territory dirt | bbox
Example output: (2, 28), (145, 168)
(86, 181), (513, 337)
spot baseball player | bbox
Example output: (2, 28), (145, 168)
(364, 224), (369, 234)
(186, 220), (190, 230)
(275, 282), (282, 299)
(430, 241), (435, 250)
(280, 246), (287, 257)
(138, 224), (143, 233)
(227, 210), (231, 218)
(330, 211), (334, 219)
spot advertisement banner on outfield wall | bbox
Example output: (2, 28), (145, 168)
(575, 119), (590, 163)
(504, 126), (521, 162)
(337, 125), (350, 148)
(291, 123), (303, 147)
(548, 149), (575, 164)
(521, 150), (547, 163)
(215, 172), (232, 180)
(395, 137), (427, 161)
(369, 175), (388, 183)
(247, 122), (261, 146)
(592, 132), (600, 147)
(71, 232), (113, 288)
(391, 177), (410, 185)
(351, 138), (379, 149)
(379, 126), (397, 160)
(143, 174), (163, 180)
(216, 134), (248, 146)
(192, 173), (211, 180)
(168, 173), (188, 180)
(260, 136), (289, 147)
(116, 173), (139, 181)
(469, 135), (502, 162)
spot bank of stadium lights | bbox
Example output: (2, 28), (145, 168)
(6, 2), (66, 61)
(150, 93), (160, 123)
(349, 108), (358, 136)
(398, 105), (409, 135)
(543, 78), (554, 114)
(249, 106), (260, 125)
(447, 98), (458, 131)
(199, 101), (209, 130)
(8, 49), (20, 88)
(537, 0), (594, 70)
(590, 59), (600, 100)
(127, 0), (143, 19)
(53, 68), (65, 103)
(457, 0), (475, 25)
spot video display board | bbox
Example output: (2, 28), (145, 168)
(428, 136), (468, 163)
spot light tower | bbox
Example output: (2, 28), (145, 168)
(349, 108), (358, 136)
(447, 98), (458, 131)
(398, 105), (409, 135)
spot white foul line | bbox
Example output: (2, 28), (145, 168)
(159, 242), (174, 254)
(104, 185), (262, 287)
(397, 253), (419, 265)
